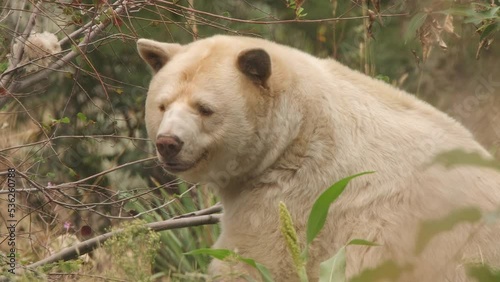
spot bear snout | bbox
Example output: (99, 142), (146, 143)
(156, 135), (184, 159)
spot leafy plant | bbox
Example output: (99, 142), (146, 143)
(287, 0), (308, 19)
(101, 220), (160, 281)
(189, 172), (374, 281)
(127, 182), (219, 278)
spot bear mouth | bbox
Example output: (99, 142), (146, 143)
(160, 150), (208, 173)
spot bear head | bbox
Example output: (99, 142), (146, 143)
(137, 36), (293, 190)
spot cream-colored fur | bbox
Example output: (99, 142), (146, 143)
(137, 35), (500, 281)
(12, 31), (61, 72)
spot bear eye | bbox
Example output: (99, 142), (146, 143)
(197, 103), (214, 117)
(159, 105), (165, 112)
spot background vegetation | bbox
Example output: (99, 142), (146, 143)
(0, 0), (499, 281)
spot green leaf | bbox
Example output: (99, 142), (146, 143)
(60, 117), (70, 124)
(404, 12), (427, 44)
(438, 7), (476, 18)
(414, 207), (482, 255)
(319, 239), (378, 282)
(0, 62), (8, 72)
(319, 246), (346, 282)
(375, 74), (390, 83)
(186, 249), (275, 282)
(350, 260), (411, 282)
(77, 112), (87, 122)
(467, 264), (500, 281)
(480, 23), (499, 41)
(433, 149), (500, 171)
(185, 248), (232, 260)
(68, 168), (77, 178)
(238, 257), (275, 282)
(306, 171), (374, 245)
(347, 239), (380, 247)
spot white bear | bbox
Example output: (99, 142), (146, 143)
(137, 35), (500, 281)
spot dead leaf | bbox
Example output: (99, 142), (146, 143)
(438, 36), (448, 50)
(418, 21), (434, 61)
(443, 14), (460, 37)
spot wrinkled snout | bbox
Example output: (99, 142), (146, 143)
(156, 135), (184, 159)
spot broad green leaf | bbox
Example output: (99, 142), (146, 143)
(306, 172), (374, 245)
(319, 246), (346, 282)
(186, 248), (274, 282)
(404, 12), (427, 44)
(319, 239), (379, 282)
(185, 248), (232, 260)
(350, 260), (411, 282)
(238, 257), (275, 282)
(433, 149), (500, 171)
(414, 207), (481, 255)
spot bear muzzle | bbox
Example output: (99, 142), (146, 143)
(155, 135), (208, 174)
(156, 135), (184, 159)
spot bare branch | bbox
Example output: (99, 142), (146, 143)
(2, 0), (135, 98)
(25, 209), (222, 269)
(0, 1), (41, 90)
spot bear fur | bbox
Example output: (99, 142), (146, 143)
(137, 35), (500, 281)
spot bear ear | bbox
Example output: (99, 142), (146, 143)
(237, 48), (271, 88)
(137, 38), (182, 73)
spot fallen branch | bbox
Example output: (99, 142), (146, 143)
(26, 204), (223, 269)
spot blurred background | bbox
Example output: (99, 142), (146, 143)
(0, 0), (499, 280)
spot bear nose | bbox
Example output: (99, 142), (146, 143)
(156, 135), (184, 159)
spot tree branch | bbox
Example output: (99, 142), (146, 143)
(0, 0), (137, 98)
(26, 205), (223, 270)
(0, 1), (41, 90)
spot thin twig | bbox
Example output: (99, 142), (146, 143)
(160, 0), (408, 25)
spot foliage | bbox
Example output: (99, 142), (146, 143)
(128, 182), (219, 278)
(306, 172), (374, 246)
(434, 149), (500, 170)
(98, 220), (160, 281)
(187, 248), (274, 282)
(415, 207), (482, 255)
(319, 239), (379, 282)
(192, 172), (373, 281)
